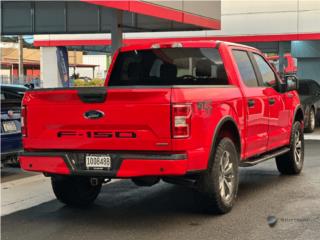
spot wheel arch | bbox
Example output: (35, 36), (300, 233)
(209, 116), (242, 165)
(294, 105), (304, 125)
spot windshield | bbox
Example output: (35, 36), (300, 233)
(108, 48), (229, 86)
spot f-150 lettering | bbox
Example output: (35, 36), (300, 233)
(57, 131), (137, 138)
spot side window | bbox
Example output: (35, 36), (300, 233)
(232, 50), (259, 87)
(253, 53), (277, 87)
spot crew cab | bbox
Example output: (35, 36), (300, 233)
(20, 41), (304, 214)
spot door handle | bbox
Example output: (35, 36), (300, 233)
(248, 99), (255, 108)
(269, 98), (276, 105)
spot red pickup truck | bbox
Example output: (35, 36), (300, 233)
(20, 41), (304, 214)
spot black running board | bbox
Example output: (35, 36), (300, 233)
(240, 147), (290, 167)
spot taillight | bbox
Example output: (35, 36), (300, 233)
(172, 104), (192, 139)
(21, 105), (27, 137)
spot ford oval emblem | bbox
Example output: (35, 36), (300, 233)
(84, 110), (104, 119)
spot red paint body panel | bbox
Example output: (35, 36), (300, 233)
(171, 87), (244, 169)
(117, 160), (188, 177)
(21, 40), (300, 178)
(23, 88), (172, 151)
(20, 156), (70, 175)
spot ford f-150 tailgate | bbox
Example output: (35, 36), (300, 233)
(22, 87), (172, 151)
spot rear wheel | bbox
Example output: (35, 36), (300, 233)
(196, 138), (239, 214)
(305, 108), (315, 133)
(51, 176), (101, 207)
(276, 121), (304, 175)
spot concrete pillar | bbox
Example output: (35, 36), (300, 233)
(111, 9), (123, 55)
(18, 35), (24, 83)
(40, 47), (62, 88)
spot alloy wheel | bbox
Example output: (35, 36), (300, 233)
(219, 151), (234, 202)
(294, 129), (302, 167)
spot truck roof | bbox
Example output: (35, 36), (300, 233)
(119, 40), (259, 53)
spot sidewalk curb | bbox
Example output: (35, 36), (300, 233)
(304, 135), (320, 141)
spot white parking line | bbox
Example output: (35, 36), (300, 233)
(304, 134), (320, 140)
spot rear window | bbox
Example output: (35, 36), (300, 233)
(108, 48), (229, 86)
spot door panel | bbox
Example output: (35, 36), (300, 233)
(251, 53), (290, 150)
(245, 89), (269, 157)
(232, 50), (269, 158)
(264, 88), (289, 149)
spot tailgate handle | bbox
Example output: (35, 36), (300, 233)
(77, 87), (107, 103)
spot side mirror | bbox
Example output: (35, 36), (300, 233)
(24, 83), (35, 89)
(284, 75), (298, 92)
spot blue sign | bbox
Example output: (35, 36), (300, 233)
(56, 47), (70, 87)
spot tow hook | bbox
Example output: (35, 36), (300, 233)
(90, 178), (99, 186)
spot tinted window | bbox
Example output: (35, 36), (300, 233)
(253, 53), (277, 87)
(109, 48), (229, 86)
(4, 91), (23, 100)
(232, 50), (258, 87)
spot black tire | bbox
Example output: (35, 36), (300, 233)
(196, 138), (239, 214)
(305, 108), (315, 133)
(51, 176), (102, 207)
(276, 121), (304, 175)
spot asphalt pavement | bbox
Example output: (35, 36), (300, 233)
(1, 140), (320, 240)
(1, 167), (38, 183)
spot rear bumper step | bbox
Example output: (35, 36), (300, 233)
(19, 151), (188, 177)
